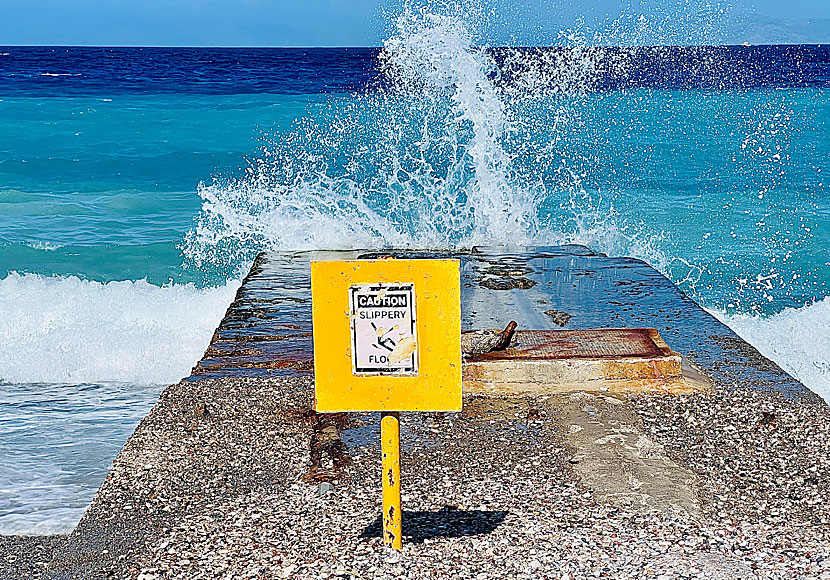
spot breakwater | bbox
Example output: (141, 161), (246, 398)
(191, 245), (806, 396)
(4, 246), (828, 580)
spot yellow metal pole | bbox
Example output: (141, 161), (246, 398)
(381, 411), (402, 549)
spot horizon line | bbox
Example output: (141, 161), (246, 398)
(1, 43), (827, 50)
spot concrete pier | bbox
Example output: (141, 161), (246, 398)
(5, 246), (829, 580)
(191, 245), (806, 396)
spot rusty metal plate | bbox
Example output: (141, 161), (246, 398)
(469, 328), (671, 361)
(461, 328), (711, 395)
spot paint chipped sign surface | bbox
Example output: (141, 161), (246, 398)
(311, 259), (461, 413)
(350, 283), (418, 374)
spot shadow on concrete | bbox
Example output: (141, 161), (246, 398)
(360, 506), (507, 543)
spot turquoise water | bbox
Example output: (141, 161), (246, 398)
(556, 88), (829, 312)
(1, 12), (829, 534)
(0, 94), (315, 284)
(2, 89), (826, 308)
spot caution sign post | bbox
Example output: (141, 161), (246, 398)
(311, 258), (462, 549)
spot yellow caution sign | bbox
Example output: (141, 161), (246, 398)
(311, 258), (462, 549)
(311, 258), (462, 412)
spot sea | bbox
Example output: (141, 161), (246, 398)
(1, 8), (828, 535)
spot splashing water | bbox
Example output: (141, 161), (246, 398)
(182, 2), (828, 401)
(182, 3), (629, 268)
(183, 1), (743, 271)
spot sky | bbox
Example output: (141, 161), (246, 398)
(0, 0), (828, 46)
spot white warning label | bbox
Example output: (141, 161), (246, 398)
(350, 283), (418, 375)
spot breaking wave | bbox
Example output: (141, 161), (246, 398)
(181, 3), (658, 269)
(712, 299), (830, 402)
(0, 273), (240, 385)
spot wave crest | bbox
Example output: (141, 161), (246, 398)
(712, 299), (830, 401)
(0, 273), (239, 385)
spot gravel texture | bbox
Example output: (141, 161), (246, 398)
(5, 248), (826, 579)
(7, 372), (821, 580)
(0, 535), (66, 580)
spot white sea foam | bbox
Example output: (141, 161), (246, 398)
(711, 299), (830, 402)
(24, 241), (63, 251)
(0, 273), (240, 385)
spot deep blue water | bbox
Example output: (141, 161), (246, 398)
(2, 44), (829, 97)
(0, 47), (379, 95)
